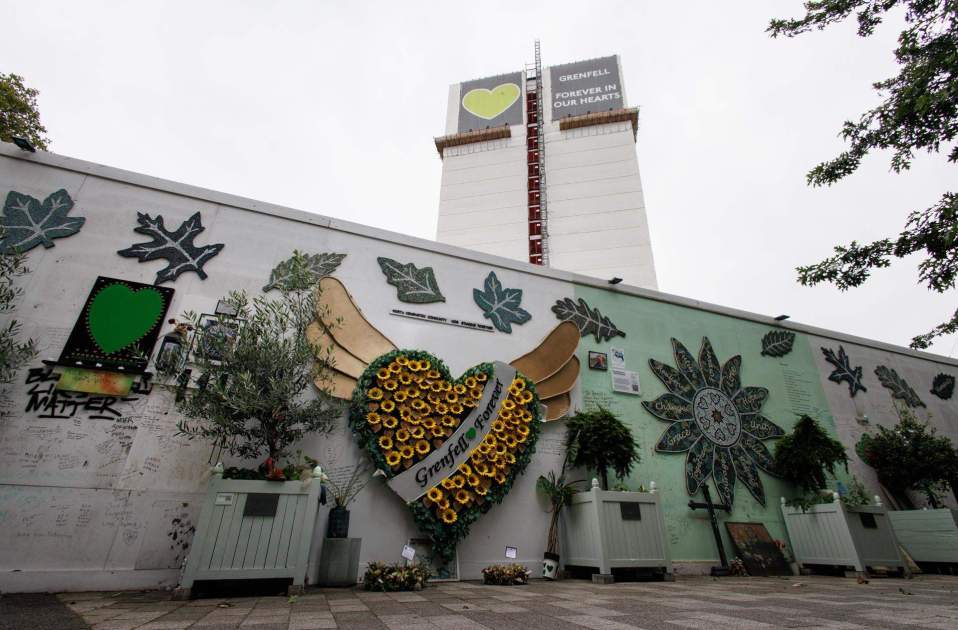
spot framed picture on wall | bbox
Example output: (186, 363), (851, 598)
(588, 351), (608, 371)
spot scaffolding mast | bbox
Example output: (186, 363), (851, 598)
(524, 40), (549, 266)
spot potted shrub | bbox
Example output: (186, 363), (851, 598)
(315, 462), (379, 586)
(560, 408), (672, 581)
(776, 415), (906, 577)
(858, 409), (958, 567)
(174, 253), (342, 597)
(536, 468), (582, 579)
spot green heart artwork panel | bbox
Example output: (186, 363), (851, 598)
(350, 349), (541, 565)
(57, 276), (174, 373)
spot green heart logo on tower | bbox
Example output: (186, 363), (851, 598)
(462, 83), (521, 120)
(87, 283), (165, 354)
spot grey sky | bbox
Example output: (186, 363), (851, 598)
(3, 1), (954, 354)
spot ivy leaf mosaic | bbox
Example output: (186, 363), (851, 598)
(643, 337), (783, 507)
(930, 373), (955, 400)
(551, 297), (625, 343)
(760, 330), (795, 357)
(377, 257), (445, 303)
(472, 271), (531, 334)
(875, 365), (926, 408)
(263, 251), (345, 292)
(117, 212), (225, 285)
(0, 189), (85, 253)
(821, 345), (867, 398)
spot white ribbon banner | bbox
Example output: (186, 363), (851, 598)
(386, 360), (516, 503)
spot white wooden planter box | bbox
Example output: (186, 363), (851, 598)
(562, 487), (672, 577)
(889, 508), (958, 564)
(781, 499), (906, 576)
(177, 475), (323, 596)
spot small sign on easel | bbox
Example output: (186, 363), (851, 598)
(401, 544), (416, 562)
(505, 546), (517, 559)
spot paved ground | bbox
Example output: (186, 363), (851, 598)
(9, 575), (957, 630)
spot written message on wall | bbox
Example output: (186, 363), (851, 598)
(550, 55), (623, 120)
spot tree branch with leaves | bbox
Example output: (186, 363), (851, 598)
(769, 1), (958, 348)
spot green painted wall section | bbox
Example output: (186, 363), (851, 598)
(570, 284), (851, 563)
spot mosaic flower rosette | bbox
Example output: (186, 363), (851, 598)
(349, 349), (541, 562)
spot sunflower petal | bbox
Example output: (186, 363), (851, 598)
(741, 414), (786, 440)
(742, 434), (778, 475)
(731, 444), (766, 506)
(642, 394), (693, 422)
(648, 358), (696, 400)
(698, 338), (721, 388)
(720, 355), (742, 397)
(655, 420), (702, 453)
(672, 338), (705, 389)
(733, 386), (768, 414)
(712, 447), (736, 507)
(685, 438), (714, 495)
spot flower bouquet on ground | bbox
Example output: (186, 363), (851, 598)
(362, 561), (431, 592)
(481, 563), (530, 585)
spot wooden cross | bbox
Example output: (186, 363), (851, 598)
(687, 484), (732, 577)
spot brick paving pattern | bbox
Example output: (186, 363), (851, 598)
(54, 575), (958, 630)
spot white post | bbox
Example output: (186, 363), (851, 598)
(649, 481), (657, 494)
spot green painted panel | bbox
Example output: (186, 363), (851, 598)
(570, 284), (849, 563)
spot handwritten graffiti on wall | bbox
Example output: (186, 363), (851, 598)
(23, 366), (152, 421)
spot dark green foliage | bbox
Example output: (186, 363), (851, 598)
(175, 252), (341, 461)
(362, 561), (431, 591)
(0, 190), (85, 253)
(769, 2), (958, 348)
(537, 469), (583, 554)
(774, 415), (849, 495)
(473, 271), (531, 333)
(857, 410), (958, 507)
(930, 372), (955, 399)
(551, 297), (625, 342)
(0, 73), (49, 150)
(565, 407), (640, 489)
(0, 226), (35, 387)
(760, 330), (795, 357)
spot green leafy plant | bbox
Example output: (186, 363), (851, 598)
(840, 476), (872, 509)
(481, 563), (530, 585)
(175, 251), (342, 463)
(321, 461), (378, 508)
(536, 469), (583, 555)
(362, 561), (431, 592)
(0, 73), (49, 149)
(774, 415), (849, 508)
(565, 407), (640, 489)
(0, 226), (35, 390)
(857, 406), (958, 508)
(769, 2), (958, 349)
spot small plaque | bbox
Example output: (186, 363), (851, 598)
(401, 544), (416, 561)
(214, 493), (235, 506)
(620, 502), (642, 521)
(505, 546), (517, 559)
(243, 493), (279, 517)
(859, 512), (878, 529)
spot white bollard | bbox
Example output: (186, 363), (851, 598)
(649, 481), (657, 494)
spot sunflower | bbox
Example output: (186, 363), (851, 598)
(385, 451), (401, 467)
(420, 359), (431, 370)
(399, 373), (412, 385)
(508, 383), (522, 396)
(454, 489), (471, 504)
(441, 477), (457, 490)
(378, 435), (394, 450)
(454, 383), (466, 395)
(411, 399), (427, 411)
(465, 376), (478, 388)
(422, 417), (437, 430)
(427, 487), (444, 502)
(504, 435), (518, 448)
(400, 445), (414, 460)
(458, 463), (472, 476)
(643, 337), (785, 507)
(410, 426), (425, 439)
(441, 415), (457, 427)
(449, 403), (463, 415)
(494, 471), (506, 484)
(427, 369), (441, 379)
(382, 415), (398, 429)
(483, 434), (498, 447)
(393, 390), (408, 403)
(438, 498), (450, 510)
(381, 399), (395, 412)
(504, 452), (516, 465)
(516, 425), (529, 438)
(415, 439), (431, 455)
(395, 428), (410, 443)
(469, 388), (483, 400)
(474, 485), (488, 496)
(367, 411), (382, 425)
(492, 420), (506, 433)
(475, 372), (487, 382)
(467, 474), (481, 487)
(445, 392), (458, 404)
(520, 390), (534, 404)
(383, 379), (398, 391)
(440, 509), (457, 524)
(388, 361), (401, 373)
(368, 387), (384, 400)
(452, 474), (465, 488)
(430, 425), (445, 438)
(396, 355), (409, 366)
(434, 402), (448, 414)
(502, 399), (516, 411)
(430, 381), (443, 393)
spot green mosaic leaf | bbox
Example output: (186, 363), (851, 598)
(821, 345), (867, 397)
(472, 271), (531, 333)
(117, 212), (224, 284)
(263, 251), (345, 292)
(377, 257), (445, 303)
(760, 330), (796, 357)
(875, 364), (925, 408)
(551, 297), (625, 342)
(0, 189), (85, 253)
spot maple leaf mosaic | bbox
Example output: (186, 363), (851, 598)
(117, 212), (225, 284)
(643, 337), (784, 507)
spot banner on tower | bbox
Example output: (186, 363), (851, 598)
(457, 72), (524, 132)
(550, 55), (623, 120)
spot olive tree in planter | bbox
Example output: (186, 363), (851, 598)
(173, 253), (342, 597)
(858, 410), (958, 566)
(560, 408), (672, 581)
(776, 415), (906, 577)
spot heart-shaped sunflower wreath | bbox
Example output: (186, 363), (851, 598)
(349, 350), (541, 563)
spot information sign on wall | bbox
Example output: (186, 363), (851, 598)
(550, 55), (623, 120)
(457, 72), (523, 132)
